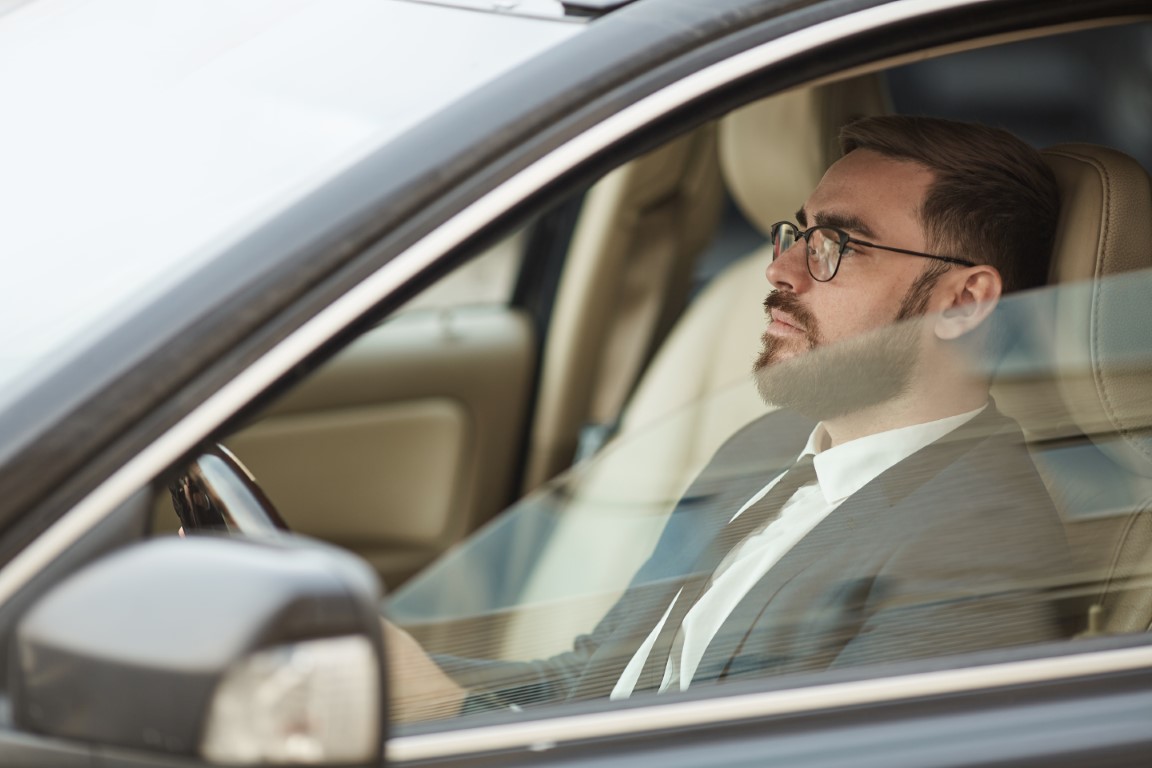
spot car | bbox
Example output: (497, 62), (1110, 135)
(1, 0), (1151, 765)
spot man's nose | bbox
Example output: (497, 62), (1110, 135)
(766, 239), (810, 291)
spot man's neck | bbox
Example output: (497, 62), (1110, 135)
(820, 386), (988, 448)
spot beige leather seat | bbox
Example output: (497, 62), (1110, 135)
(994, 144), (1152, 636)
(523, 126), (725, 491)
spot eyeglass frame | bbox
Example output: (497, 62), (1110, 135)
(769, 220), (978, 282)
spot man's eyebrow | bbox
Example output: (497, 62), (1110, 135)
(800, 209), (878, 240)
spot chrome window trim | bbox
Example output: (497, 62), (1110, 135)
(396, 0), (583, 23)
(5, 0), (1141, 758)
(387, 645), (1152, 761)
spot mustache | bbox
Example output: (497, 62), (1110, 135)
(763, 291), (816, 332)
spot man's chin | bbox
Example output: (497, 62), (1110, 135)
(753, 325), (919, 421)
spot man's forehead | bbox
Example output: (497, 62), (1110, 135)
(799, 150), (933, 239)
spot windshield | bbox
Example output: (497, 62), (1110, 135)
(0, 0), (578, 410)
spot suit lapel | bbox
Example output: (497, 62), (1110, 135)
(691, 476), (894, 684)
(573, 404), (1018, 698)
(693, 403), (1017, 685)
(628, 409), (812, 585)
(570, 410), (813, 699)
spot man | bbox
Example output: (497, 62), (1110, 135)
(387, 115), (1067, 719)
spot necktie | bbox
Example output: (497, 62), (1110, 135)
(634, 454), (817, 693)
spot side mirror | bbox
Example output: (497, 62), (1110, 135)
(11, 535), (386, 766)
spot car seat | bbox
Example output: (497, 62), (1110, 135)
(993, 144), (1152, 636)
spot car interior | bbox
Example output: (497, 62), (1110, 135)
(152, 18), (1152, 676)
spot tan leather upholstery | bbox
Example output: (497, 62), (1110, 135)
(1091, 511), (1152, 635)
(719, 75), (892, 237)
(523, 126), (724, 491)
(1045, 146), (1152, 445)
(1019, 144), (1152, 636)
(219, 309), (534, 588)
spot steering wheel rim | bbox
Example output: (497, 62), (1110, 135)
(169, 444), (290, 536)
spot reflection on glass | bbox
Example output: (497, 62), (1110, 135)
(384, 270), (1152, 726)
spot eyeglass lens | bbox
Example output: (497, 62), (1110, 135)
(772, 223), (842, 281)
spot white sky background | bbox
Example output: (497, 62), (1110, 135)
(0, 0), (578, 404)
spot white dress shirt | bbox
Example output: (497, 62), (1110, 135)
(610, 405), (985, 699)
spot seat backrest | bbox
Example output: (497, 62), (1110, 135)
(522, 125), (724, 491)
(993, 144), (1152, 636)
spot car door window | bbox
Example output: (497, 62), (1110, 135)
(371, 20), (1152, 738)
(398, 227), (530, 313)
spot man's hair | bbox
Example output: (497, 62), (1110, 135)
(839, 115), (1060, 295)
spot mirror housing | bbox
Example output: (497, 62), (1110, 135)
(11, 535), (386, 765)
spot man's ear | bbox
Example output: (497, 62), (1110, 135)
(933, 266), (1002, 341)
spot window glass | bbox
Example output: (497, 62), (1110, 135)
(397, 226), (530, 313)
(376, 21), (1152, 734)
(383, 268), (1152, 726)
(887, 23), (1152, 171)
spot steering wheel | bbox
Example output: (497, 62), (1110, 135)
(169, 444), (290, 536)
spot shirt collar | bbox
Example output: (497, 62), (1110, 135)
(798, 404), (987, 504)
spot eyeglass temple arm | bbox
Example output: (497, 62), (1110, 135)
(850, 238), (977, 268)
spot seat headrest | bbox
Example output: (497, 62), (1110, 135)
(718, 75), (891, 236)
(1041, 144), (1152, 471)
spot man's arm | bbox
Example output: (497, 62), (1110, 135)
(381, 412), (808, 719)
(831, 489), (1070, 669)
(383, 620), (469, 723)
(383, 615), (626, 720)
(383, 572), (691, 720)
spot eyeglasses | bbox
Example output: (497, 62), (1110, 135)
(769, 221), (977, 282)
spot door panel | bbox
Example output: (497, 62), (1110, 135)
(224, 307), (535, 587)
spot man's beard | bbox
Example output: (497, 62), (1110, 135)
(753, 270), (940, 421)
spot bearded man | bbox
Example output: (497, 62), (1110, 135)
(386, 115), (1069, 719)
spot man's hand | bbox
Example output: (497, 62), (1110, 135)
(382, 619), (469, 723)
